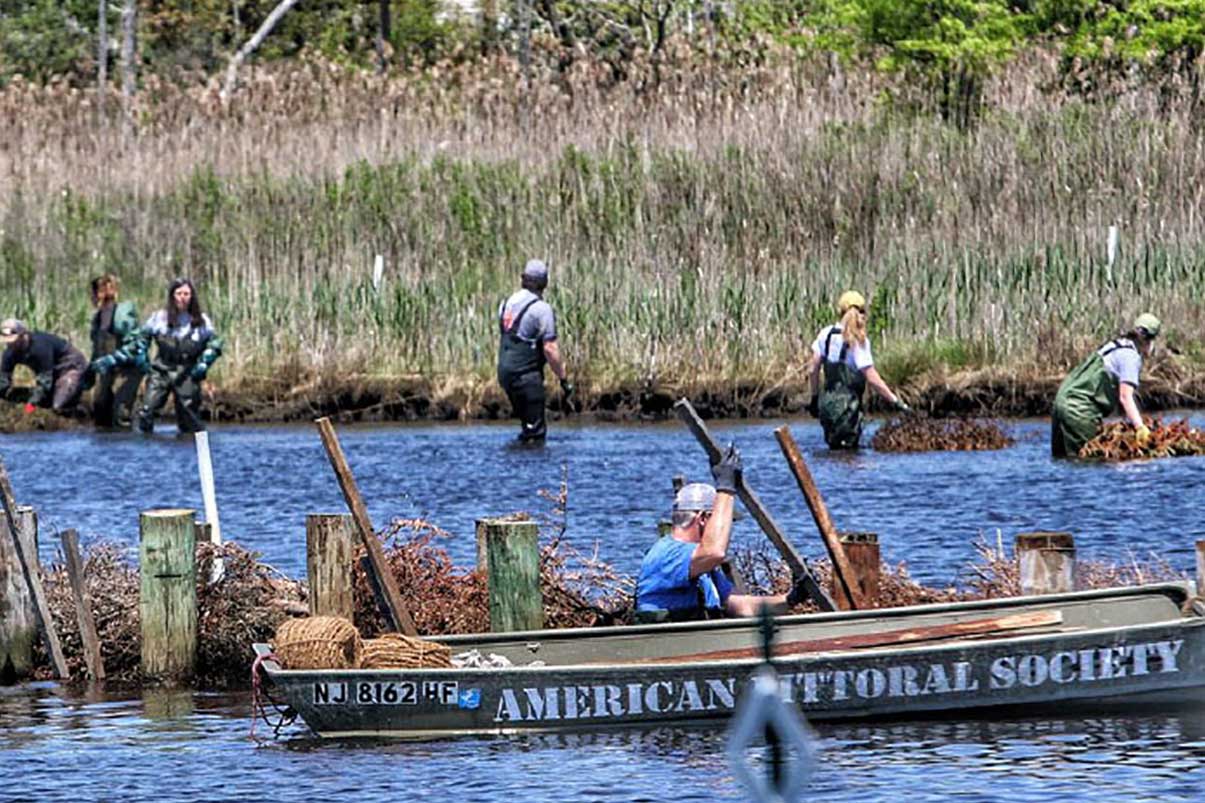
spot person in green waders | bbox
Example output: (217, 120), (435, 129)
(86, 273), (145, 429)
(806, 290), (910, 449)
(1051, 313), (1160, 458)
(496, 259), (573, 443)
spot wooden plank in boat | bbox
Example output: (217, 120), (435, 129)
(642, 610), (1063, 664)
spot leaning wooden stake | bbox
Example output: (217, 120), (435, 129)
(140, 509), (198, 681)
(840, 532), (881, 605)
(0, 461), (68, 679)
(477, 517), (543, 633)
(61, 529), (105, 682)
(774, 425), (867, 610)
(306, 514), (356, 620)
(673, 399), (834, 611)
(314, 417), (418, 636)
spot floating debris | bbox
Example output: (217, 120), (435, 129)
(871, 416), (1014, 453)
(1079, 418), (1205, 461)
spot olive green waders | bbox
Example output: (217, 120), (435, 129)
(820, 358), (867, 449)
(1051, 351), (1122, 458)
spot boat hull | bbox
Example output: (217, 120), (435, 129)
(256, 585), (1205, 738)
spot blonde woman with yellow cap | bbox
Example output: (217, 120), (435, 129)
(806, 291), (910, 449)
(1051, 313), (1160, 458)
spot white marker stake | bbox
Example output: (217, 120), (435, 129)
(195, 431), (224, 582)
(372, 254), (385, 292)
(1107, 225), (1119, 269)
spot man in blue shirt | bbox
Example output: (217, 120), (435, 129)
(636, 446), (809, 622)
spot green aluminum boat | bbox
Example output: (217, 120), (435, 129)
(254, 583), (1205, 738)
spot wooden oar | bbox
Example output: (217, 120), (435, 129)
(673, 398), (835, 612)
(638, 610), (1062, 664)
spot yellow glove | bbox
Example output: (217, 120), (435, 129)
(1135, 424), (1152, 447)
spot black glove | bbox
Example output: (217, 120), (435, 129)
(560, 378), (574, 398)
(785, 576), (809, 607)
(806, 395), (820, 418)
(710, 443), (742, 495)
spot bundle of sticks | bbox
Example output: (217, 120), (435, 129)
(1080, 418), (1205, 461)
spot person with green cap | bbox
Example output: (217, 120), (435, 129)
(86, 273), (145, 429)
(805, 290), (910, 449)
(1051, 313), (1161, 458)
(635, 446), (811, 622)
(496, 259), (573, 443)
(0, 319), (89, 414)
(133, 278), (224, 435)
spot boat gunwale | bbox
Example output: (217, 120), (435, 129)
(255, 583), (1201, 678)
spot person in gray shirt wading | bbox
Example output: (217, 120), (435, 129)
(496, 260), (573, 443)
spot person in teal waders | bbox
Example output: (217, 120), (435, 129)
(134, 278), (224, 435)
(496, 259), (573, 443)
(1051, 313), (1160, 458)
(806, 291), (910, 449)
(86, 273), (145, 429)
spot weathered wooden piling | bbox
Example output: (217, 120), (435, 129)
(61, 529), (105, 682)
(839, 532), (881, 606)
(0, 505), (36, 680)
(140, 509), (197, 681)
(476, 517), (543, 632)
(1016, 532), (1076, 596)
(306, 514), (356, 620)
(1196, 539), (1205, 597)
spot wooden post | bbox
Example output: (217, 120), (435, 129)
(674, 399), (835, 611)
(477, 517), (543, 632)
(61, 529), (105, 682)
(1195, 539), (1204, 597)
(774, 425), (867, 610)
(140, 509), (197, 681)
(0, 462), (68, 679)
(0, 505), (36, 681)
(306, 514), (356, 620)
(1015, 532), (1076, 596)
(658, 475), (687, 538)
(314, 417), (418, 636)
(839, 532), (881, 606)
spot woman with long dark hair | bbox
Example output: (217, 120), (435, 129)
(134, 278), (224, 434)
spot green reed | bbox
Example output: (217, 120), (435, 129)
(1, 99), (1202, 396)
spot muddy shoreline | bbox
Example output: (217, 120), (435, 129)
(4, 368), (1204, 433)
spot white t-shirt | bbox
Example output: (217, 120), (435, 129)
(1098, 338), (1142, 387)
(812, 324), (874, 371)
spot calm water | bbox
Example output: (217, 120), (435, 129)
(2, 414), (1205, 801)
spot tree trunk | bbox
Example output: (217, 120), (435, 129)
(119, 0), (137, 110)
(221, 0), (301, 103)
(481, 0), (497, 55)
(376, 0), (391, 74)
(97, 0), (107, 115)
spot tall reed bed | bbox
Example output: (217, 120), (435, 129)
(2, 52), (1202, 395)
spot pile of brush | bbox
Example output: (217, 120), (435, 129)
(1080, 418), (1205, 461)
(871, 415), (1014, 453)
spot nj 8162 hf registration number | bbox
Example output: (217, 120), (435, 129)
(313, 680), (459, 706)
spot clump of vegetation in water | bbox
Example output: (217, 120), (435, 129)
(871, 416), (1015, 453)
(1079, 418), (1205, 461)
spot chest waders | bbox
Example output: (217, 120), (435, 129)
(497, 299), (548, 441)
(818, 328), (867, 449)
(136, 329), (212, 435)
(1051, 340), (1131, 458)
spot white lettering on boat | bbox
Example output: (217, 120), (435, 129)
(489, 638), (1184, 722)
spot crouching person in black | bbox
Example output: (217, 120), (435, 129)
(0, 319), (88, 415)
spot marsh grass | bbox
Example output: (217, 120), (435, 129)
(2, 48), (1203, 399)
